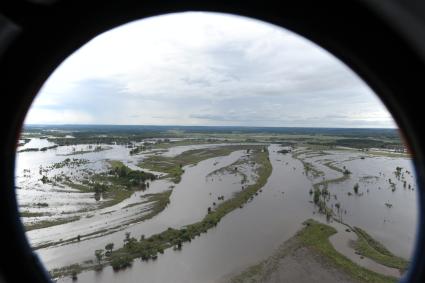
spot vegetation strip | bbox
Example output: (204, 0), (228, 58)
(304, 153), (352, 221)
(20, 211), (48, 217)
(62, 160), (156, 209)
(130, 138), (230, 155)
(25, 216), (80, 232)
(139, 144), (258, 183)
(291, 149), (324, 178)
(352, 227), (409, 271)
(58, 146), (112, 156)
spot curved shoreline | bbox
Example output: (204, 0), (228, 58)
(326, 219), (401, 278)
(228, 219), (399, 283)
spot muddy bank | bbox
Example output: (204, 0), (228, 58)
(227, 219), (398, 283)
(228, 246), (358, 283)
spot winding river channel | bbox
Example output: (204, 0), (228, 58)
(15, 141), (417, 282)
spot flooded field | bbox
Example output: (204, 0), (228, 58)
(15, 128), (417, 283)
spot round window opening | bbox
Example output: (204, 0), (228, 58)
(15, 12), (418, 283)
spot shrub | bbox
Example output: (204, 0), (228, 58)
(111, 255), (133, 271)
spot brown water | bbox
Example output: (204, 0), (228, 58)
(16, 142), (417, 282)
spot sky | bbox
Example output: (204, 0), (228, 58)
(25, 12), (396, 128)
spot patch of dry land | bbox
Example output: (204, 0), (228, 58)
(227, 219), (398, 283)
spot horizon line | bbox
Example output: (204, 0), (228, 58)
(22, 123), (398, 130)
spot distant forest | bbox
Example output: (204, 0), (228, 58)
(23, 124), (400, 138)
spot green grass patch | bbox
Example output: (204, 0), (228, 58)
(122, 190), (172, 219)
(107, 160), (127, 170)
(122, 201), (150, 209)
(99, 189), (134, 209)
(63, 161), (157, 209)
(129, 138), (233, 155)
(230, 219), (398, 283)
(58, 146), (112, 156)
(63, 181), (92, 192)
(20, 211), (47, 217)
(142, 190), (172, 216)
(149, 138), (225, 150)
(24, 216), (80, 231)
(140, 145), (257, 183)
(298, 219), (397, 283)
(323, 161), (345, 173)
(291, 149), (324, 178)
(311, 160), (351, 201)
(367, 151), (410, 158)
(352, 227), (409, 271)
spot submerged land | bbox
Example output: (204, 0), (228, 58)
(15, 125), (416, 283)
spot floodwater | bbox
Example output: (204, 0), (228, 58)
(302, 150), (417, 258)
(18, 141), (256, 269)
(15, 141), (418, 282)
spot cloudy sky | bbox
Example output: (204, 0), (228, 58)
(25, 12), (396, 128)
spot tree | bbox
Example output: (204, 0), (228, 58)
(118, 166), (127, 178)
(40, 175), (49, 184)
(105, 243), (114, 254)
(124, 232), (131, 245)
(313, 188), (321, 204)
(353, 183), (359, 194)
(93, 182), (106, 194)
(335, 202), (340, 212)
(71, 271), (78, 281)
(111, 255), (132, 271)
(95, 249), (104, 264)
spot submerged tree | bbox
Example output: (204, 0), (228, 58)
(95, 249), (104, 264)
(335, 202), (341, 212)
(353, 183), (359, 194)
(105, 243), (114, 255)
(313, 188), (321, 205)
(335, 202), (343, 222)
(123, 232), (131, 245)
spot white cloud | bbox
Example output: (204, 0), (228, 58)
(25, 109), (95, 124)
(25, 12), (396, 128)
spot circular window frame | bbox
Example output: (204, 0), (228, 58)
(0, 1), (425, 282)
